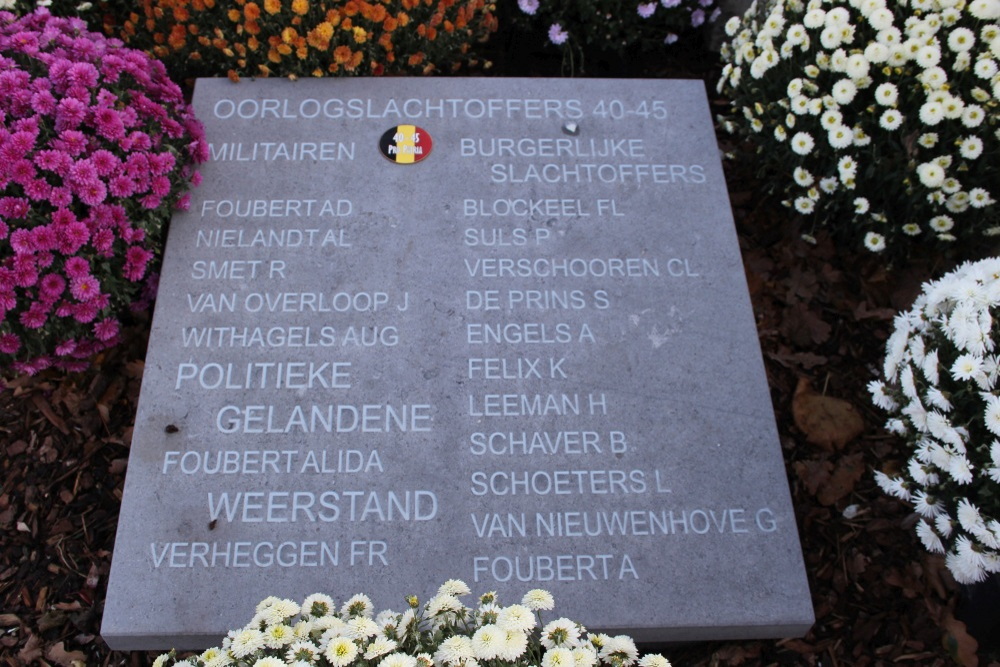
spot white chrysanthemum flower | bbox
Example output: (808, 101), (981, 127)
(864, 231), (886, 252)
(541, 618), (583, 649)
(948, 535), (989, 583)
(969, 0), (1000, 19)
(854, 197), (869, 214)
(791, 131), (815, 155)
(985, 394), (1000, 436)
(252, 658), (284, 667)
(302, 593), (335, 618)
(869, 380), (899, 410)
(916, 162), (945, 188)
(920, 66), (948, 89)
(471, 625), (503, 660)
(874, 82), (898, 105)
(948, 27), (976, 51)
(953, 353), (984, 381)
(383, 654), (418, 667)
(793, 167), (814, 187)
(496, 629), (529, 661)
(438, 579), (472, 597)
(820, 109), (843, 130)
(522, 589), (555, 611)
(286, 641), (319, 664)
(828, 125), (853, 148)
(435, 636), (475, 666)
(794, 196), (816, 213)
(880, 109), (903, 130)
(915, 44), (942, 67)
(572, 647), (598, 667)
(313, 615), (348, 635)
(638, 656), (673, 667)
(804, 8), (826, 28)
(832, 78), (857, 103)
(347, 617), (380, 640)
(365, 638), (398, 659)
(913, 489), (946, 517)
(342, 594), (375, 618)
(919, 101), (944, 125)
(916, 519), (946, 553)
(230, 629), (267, 659)
(925, 387), (952, 411)
(426, 594), (466, 621)
(256, 596), (282, 613)
(497, 604), (536, 632)
(201, 648), (233, 667)
(970, 188), (995, 208)
(325, 637), (359, 667)
(264, 623), (294, 649)
(599, 636), (638, 666)
(543, 647), (577, 667)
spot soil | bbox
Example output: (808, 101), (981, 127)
(3, 20), (1000, 667)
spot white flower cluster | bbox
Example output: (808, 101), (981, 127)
(151, 581), (673, 667)
(718, 0), (1000, 253)
(869, 257), (1000, 584)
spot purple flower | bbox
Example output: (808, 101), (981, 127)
(90, 149), (120, 176)
(55, 97), (87, 131)
(517, 0), (539, 14)
(48, 187), (72, 207)
(661, 0), (681, 7)
(24, 179), (52, 200)
(69, 158), (98, 185)
(0, 9), (207, 369)
(70, 275), (100, 302)
(0, 290), (15, 312)
(690, 8), (706, 25)
(65, 62), (99, 89)
(20, 304), (48, 330)
(92, 228), (114, 254)
(64, 256), (90, 280)
(638, 2), (657, 18)
(30, 90), (57, 115)
(55, 339), (77, 356)
(548, 23), (569, 45)
(0, 196), (29, 218)
(93, 107), (125, 140)
(0, 333), (20, 354)
(93, 318), (119, 341)
(72, 301), (99, 323)
(39, 273), (66, 299)
(53, 130), (87, 155)
(10, 228), (35, 253)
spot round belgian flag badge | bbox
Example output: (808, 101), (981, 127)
(379, 125), (432, 164)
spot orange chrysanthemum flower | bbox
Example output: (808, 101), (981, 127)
(243, 3), (261, 20)
(263, 0), (281, 13)
(291, 0), (309, 15)
(333, 45), (353, 64)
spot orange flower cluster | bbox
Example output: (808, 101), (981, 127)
(120, 0), (497, 80)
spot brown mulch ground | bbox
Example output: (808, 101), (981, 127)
(3, 24), (1000, 667)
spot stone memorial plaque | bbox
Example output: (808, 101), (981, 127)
(103, 78), (814, 650)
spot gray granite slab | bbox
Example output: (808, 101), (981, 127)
(102, 77), (814, 650)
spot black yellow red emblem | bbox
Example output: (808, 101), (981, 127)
(378, 125), (432, 164)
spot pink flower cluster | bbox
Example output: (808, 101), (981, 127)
(0, 9), (207, 376)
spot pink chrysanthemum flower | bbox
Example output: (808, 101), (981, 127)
(0, 9), (205, 374)
(70, 275), (100, 302)
(63, 256), (90, 279)
(93, 318), (119, 341)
